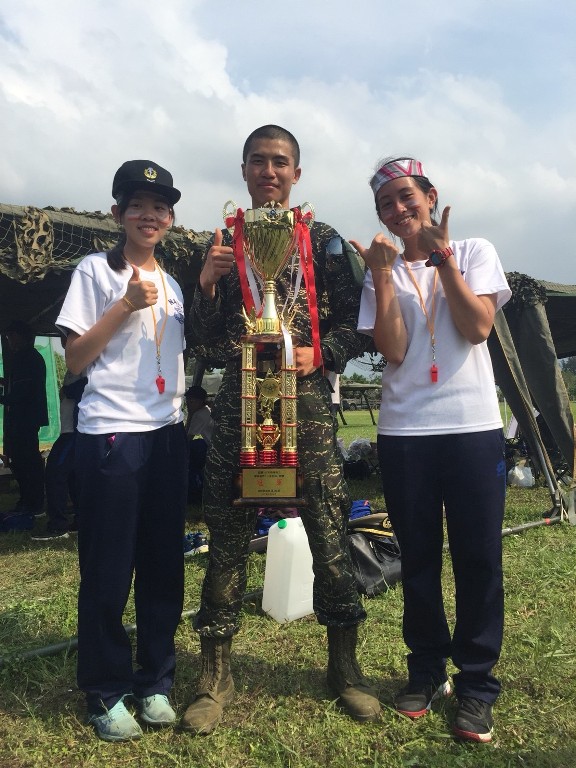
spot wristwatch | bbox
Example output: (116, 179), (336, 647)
(425, 246), (453, 268)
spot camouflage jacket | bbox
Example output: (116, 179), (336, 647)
(190, 220), (367, 373)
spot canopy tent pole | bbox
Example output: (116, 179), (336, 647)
(488, 312), (574, 524)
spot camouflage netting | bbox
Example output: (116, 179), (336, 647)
(0, 203), (211, 335)
(504, 271), (549, 310)
(503, 272), (576, 360)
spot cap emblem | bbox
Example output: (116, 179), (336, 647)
(144, 167), (158, 181)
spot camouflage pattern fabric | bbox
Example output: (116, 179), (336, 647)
(191, 220), (369, 637)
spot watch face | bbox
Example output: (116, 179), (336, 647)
(430, 251), (443, 266)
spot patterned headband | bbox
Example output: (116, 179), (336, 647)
(369, 158), (426, 196)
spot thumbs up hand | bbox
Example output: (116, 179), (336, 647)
(200, 228), (235, 298)
(418, 205), (451, 256)
(123, 263), (159, 311)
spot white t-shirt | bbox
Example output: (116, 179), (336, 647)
(57, 252), (185, 434)
(358, 238), (511, 436)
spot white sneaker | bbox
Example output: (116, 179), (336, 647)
(88, 699), (143, 742)
(136, 694), (177, 726)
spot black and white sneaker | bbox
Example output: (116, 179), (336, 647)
(453, 697), (494, 743)
(394, 680), (452, 719)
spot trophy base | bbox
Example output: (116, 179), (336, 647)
(233, 466), (306, 508)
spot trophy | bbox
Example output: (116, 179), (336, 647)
(224, 200), (315, 507)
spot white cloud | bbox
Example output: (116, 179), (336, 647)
(0, 0), (574, 283)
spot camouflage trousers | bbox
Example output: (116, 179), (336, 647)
(193, 365), (366, 638)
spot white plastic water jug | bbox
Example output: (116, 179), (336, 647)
(262, 517), (315, 623)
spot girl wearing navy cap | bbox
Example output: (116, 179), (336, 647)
(57, 160), (187, 742)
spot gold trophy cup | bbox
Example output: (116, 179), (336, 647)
(224, 201), (314, 506)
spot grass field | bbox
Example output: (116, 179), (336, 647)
(0, 412), (575, 767)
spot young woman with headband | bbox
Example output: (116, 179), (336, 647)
(352, 156), (511, 743)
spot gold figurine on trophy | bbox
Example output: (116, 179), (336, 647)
(223, 200), (315, 506)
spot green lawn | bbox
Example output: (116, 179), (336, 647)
(0, 411), (575, 767)
(335, 400), (576, 444)
(337, 408), (379, 445)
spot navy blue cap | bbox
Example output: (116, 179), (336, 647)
(112, 160), (181, 204)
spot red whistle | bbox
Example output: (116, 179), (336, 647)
(430, 364), (438, 383)
(156, 375), (166, 394)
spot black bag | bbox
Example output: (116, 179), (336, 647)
(343, 459), (372, 480)
(347, 513), (402, 597)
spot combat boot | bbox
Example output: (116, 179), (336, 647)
(181, 636), (235, 735)
(326, 625), (380, 722)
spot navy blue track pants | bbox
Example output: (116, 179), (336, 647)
(378, 429), (506, 703)
(74, 423), (188, 715)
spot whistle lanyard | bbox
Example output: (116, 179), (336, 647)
(401, 255), (439, 383)
(150, 260), (169, 394)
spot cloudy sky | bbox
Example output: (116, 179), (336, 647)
(1, 0), (574, 284)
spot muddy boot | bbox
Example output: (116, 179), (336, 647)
(326, 625), (380, 722)
(181, 636), (235, 735)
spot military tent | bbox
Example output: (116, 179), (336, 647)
(0, 203), (573, 520)
(488, 272), (575, 522)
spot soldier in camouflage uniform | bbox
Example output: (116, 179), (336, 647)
(182, 125), (380, 734)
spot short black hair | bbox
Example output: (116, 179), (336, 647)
(242, 125), (300, 167)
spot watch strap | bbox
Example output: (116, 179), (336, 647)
(425, 246), (453, 268)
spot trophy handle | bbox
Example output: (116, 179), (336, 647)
(300, 202), (315, 227)
(223, 200), (238, 231)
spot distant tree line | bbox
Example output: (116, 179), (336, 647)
(346, 354), (576, 402)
